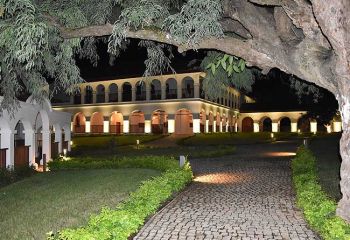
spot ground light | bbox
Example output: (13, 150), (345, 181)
(63, 149), (67, 156)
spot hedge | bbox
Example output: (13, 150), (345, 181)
(48, 156), (193, 240)
(292, 147), (350, 240)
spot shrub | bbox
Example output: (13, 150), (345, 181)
(292, 147), (350, 240)
(0, 166), (36, 187)
(48, 156), (192, 240)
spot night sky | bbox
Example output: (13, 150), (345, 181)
(77, 39), (338, 123)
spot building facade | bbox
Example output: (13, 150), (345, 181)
(52, 72), (253, 135)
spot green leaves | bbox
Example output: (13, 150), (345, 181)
(205, 53), (247, 77)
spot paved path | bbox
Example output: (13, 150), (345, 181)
(135, 141), (319, 240)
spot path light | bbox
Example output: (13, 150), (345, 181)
(63, 149), (67, 156)
(179, 155), (186, 168)
(70, 140), (73, 145)
(270, 133), (274, 139)
(303, 139), (308, 148)
(297, 129), (301, 134)
(136, 139), (140, 149)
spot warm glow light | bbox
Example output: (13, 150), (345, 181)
(270, 133), (274, 138)
(193, 119), (200, 133)
(85, 121), (91, 133)
(70, 141), (73, 145)
(168, 119), (175, 133)
(272, 123), (278, 133)
(144, 120), (151, 133)
(63, 149), (67, 156)
(253, 122), (259, 132)
(310, 122), (317, 134)
(298, 129), (301, 133)
(136, 140), (140, 145)
(103, 121), (109, 133)
(326, 125), (332, 133)
(333, 121), (342, 132)
(123, 120), (129, 133)
(194, 173), (250, 184)
(264, 152), (296, 157)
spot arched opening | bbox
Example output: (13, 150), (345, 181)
(91, 112), (104, 133)
(260, 117), (272, 132)
(208, 112), (214, 132)
(200, 111), (206, 133)
(108, 83), (118, 102)
(175, 109), (193, 135)
(14, 121), (29, 168)
(151, 110), (168, 134)
(129, 111), (145, 134)
(74, 90), (81, 104)
(298, 116), (310, 132)
(122, 82), (132, 102)
(182, 77), (194, 98)
(216, 113), (221, 132)
(242, 117), (254, 132)
(85, 85), (93, 104)
(136, 81), (146, 101)
(166, 78), (177, 99)
(73, 112), (86, 133)
(151, 79), (161, 100)
(110, 111), (123, 134)
(96, 84), (105, 103)
(280, 117), (291, 132)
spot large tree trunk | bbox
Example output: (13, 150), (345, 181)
(337, 88), (350, 221)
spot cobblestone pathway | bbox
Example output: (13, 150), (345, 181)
(135, 141), (319, 240)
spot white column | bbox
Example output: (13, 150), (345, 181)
(333, 121), (342, 132)
(205, 120), (209, 133)
(168, 117), (175, 133)
(103, 121), (109, 133)
(92, 91), (97, 103)
(291, 122), (298, 132)
(194, 84), (200, 98)
(63, 126), (72, 152)
(272, 122), (279, 133)
(310, 121), (317, 133)
(219, 121), (223, 132)
(254, 122), (260, 132)
(161, 84), (166, 100)
(1, 129), (14, 168)
(42, 129), (51, 161)
(193, 119), (200, 133)
(105, 91), (109, 103)
(85, 121), (91, 133)
(24, 129), (35, 166)
(145, 120), (151, 133)
(55, 128), (63, 154)
(213, 121), (217, 132)
(177, 82), (182, 99)
(146, 84), (151, 101)
(123, 120), (129, 133)
(132, 87), (136, 101)
(118, 89), (122, 102)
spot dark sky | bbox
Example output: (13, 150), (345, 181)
(77, 39), (338, 122)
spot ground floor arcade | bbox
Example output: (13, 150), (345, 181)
(0, 97), (72, 169)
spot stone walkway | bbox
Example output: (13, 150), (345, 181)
(134, 141), (319, 240)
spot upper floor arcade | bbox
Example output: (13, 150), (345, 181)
(52, 72), (253, 110)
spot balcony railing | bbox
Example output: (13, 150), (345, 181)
(96, 94), (105, 103)
(136, 93), (146, 101)
(182, 88), (194, 98)
(109, 93), (118, 102)
(151, 90), (161, 100)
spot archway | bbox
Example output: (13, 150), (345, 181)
(136, 81), (146, 101)
(151, 110), (168, 134)
(200, 111), (206, 133)
(175, 109), (193, 135)
(122, 82), (132, 102)
(110, 111), (123, 134)
(96, 84), (105, 103)
(14, 121), (29, 168)
(242, 117), (254, 132)
(151, 79), (161, 100)
(182, 77), (194, 98)
(298, 116), (310, 133)
(85, 85), (93, 104)
(129, 111), (145, 134)
(108, 83), (118, 102)
(261, 117), (272, 132)
(280, 117), (291, 132)
(208, 112), (214, 132)
(166, 78), (177, 99)
(91, 112), (104, 133)
(73, 112), (86, 133)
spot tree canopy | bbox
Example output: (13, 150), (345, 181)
(1, 0), (350, 221)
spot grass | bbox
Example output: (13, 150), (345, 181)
(292, 146), (350, 240)
(0, 169), (159, 240)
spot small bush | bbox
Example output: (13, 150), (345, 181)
(292, 147), (350, 240)
(0, 166), (36, 187)
(48, 156), (192, 240)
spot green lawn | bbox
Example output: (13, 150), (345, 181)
(0, 169), (159, 240)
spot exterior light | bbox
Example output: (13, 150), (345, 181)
(63, 149), (67, 156)
(298, 129), (301, 133)
(179, 155), (186, 168)
(70, 141), (73, 145)
(136, 140), (140, 145)
(270, 133), (274, 138)
(303, 139), (308, 148)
